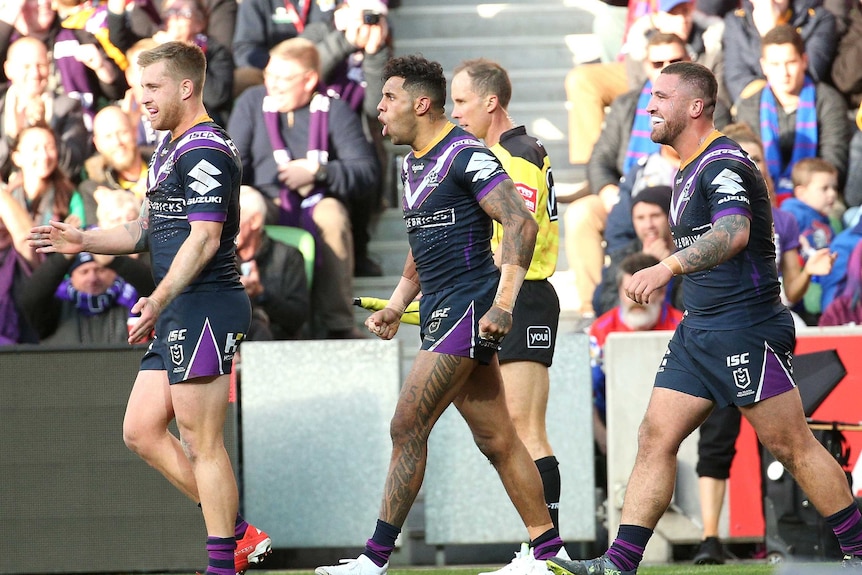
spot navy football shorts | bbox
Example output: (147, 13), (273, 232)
(141, 288), (251, 384)
(498, 279), (560, 367)
(654, 310), (796, 408)
(419, 274), (499, 365)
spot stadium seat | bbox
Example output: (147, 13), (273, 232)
(264, 225), (315, 289)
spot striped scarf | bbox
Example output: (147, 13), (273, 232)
(263, 93), (330, 263)
(624, 81), (660, 176)
(760, 76), (818, 203)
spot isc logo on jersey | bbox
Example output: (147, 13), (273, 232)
(186, 159), (224, 205)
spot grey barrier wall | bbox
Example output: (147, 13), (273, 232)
(1, 345), (235, 574)
(240, 333), (596, 551)
(240, 339), (401, 548)
(424, 331), (595, 545)
(604, 331), (702, 563)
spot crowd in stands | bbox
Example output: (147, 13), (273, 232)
(0, 0), (393, 346)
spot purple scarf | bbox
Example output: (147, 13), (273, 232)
(54, 276), (138, 317)
(262, 93), (330, 235)
(0, 247), (29, 345)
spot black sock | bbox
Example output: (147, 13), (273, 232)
(536, 456), (561, 530)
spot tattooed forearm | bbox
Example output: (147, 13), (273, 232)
(480, 180), (537, 268)
(677, 214), (749, 273)
(125, 202), (150, 253)
(381, 353), (461, 526)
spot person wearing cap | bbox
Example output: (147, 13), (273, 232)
(587, 252), (684, 461)
(18, 250), (155, 345)
(591, 185), (681, 317)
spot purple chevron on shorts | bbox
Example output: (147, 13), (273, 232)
(185, 317), (224, 381)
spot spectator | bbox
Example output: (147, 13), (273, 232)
(232, 0), (329, 76)
(119, 37), (166, 155)
(780, 157), (840, 322)
(588, 252), (683, 457)
(0, 37), (92, 183)
(18, 250), (155, 345)
(563, 0), (723, 178)
(603, 145), (680, 256)
(831, 0), (862, 111)
(593, 185), (682, 316)
(722, 0), (837, 106)
(109, 0), (236, 50)
(0, 0), (127, 129)
(80, 105), (150, 204)
(107, 0), (234, 125)
(0, 124), (88, 267)
(237, 185), (309, 340)
(302, 2), (392, 268)
(0, 232), (36, 344)
(734, 24), (850, 204)
(819, 216), (862, 314)
(820, 240), (862, 326)
(564, 32), (697, 318)
(781, 157), (840, 254)
(228, 37), (380, 339)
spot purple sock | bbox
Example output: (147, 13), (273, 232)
(531, 533), (564, 560)
(605, 525), (652, 572)
(363, 519), (400, 567)
(827, 503), (862, 555)
(205, 536), (236, 575)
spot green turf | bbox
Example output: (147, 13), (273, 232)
(244, 565), (779, 575)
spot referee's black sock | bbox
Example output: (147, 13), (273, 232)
(536, 455), (560, 530)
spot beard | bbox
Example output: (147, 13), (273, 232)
(621, 300), (663, 331)
(651, 114), (685, 146)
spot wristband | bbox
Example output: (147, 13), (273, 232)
(660, 254), (683, 276)
(385, 275), (419, 315)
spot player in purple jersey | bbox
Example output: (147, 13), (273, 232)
(29, 42), (271, 575)
(548, 62), (862, 575)
(315, 55), (569, 575)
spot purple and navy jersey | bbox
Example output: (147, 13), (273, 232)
(401, 123), (509, 294)
(146, 121), (243, 289)
(670, 132), (784, 329)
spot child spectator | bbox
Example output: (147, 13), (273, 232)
(781, 157), (841, 255)
(820, 240), (862, 326)
(780, 156), (841, 323)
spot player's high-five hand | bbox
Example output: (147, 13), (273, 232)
(29, 221), (85, 255)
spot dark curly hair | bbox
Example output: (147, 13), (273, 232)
(382, 54), (446, 111)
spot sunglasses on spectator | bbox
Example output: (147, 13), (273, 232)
(165, 7), (195, 18)
(650, 58), (684, 69)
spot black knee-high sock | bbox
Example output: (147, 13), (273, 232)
(536, 456), (561, 530)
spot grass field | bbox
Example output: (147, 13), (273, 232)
(142, 562), (849, 575)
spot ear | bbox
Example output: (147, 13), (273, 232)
(415, 95), (431, 116)
(181, 78), (194, 101)
(690, 97), (705, 119)
(303, 71), (319, 93)
(485, 94), (499, 113)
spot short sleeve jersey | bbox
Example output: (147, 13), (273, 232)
(670, 132), (784, 329)
(401, 123), (509, 294)
(146, 120), (243, 289)
(490, 126), (559, 281)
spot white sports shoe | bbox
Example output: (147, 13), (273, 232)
(479, 543), (571, 575)
(315, 554), (388, 575)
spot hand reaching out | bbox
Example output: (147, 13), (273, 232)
(29, 220), (85, 254)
